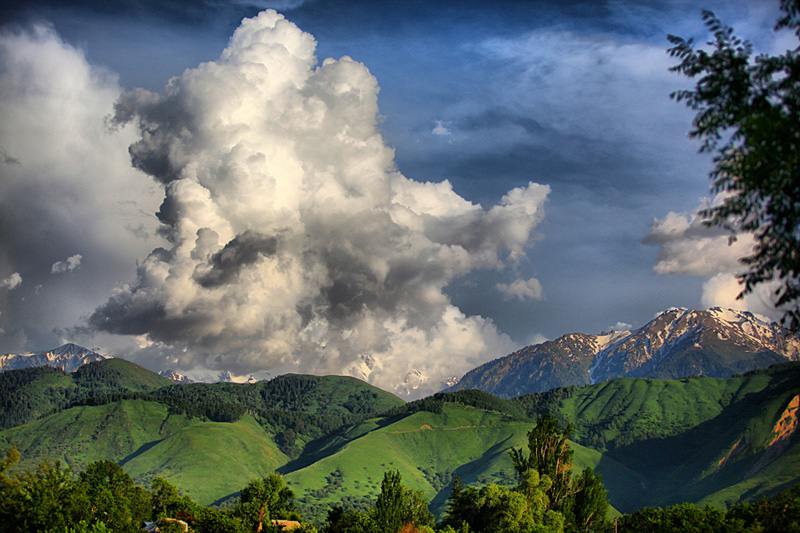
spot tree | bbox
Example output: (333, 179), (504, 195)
(324, 505), (378, 533)
(509, 414), (609, 532)
(237, 472), (296, 532)
(567, 468), (608, 533)
(668, 0), (800, 329)
(371, 470), (433, 533)
(510, 413), (574, 511)
(443, 473), (563, 533)
(78, 460), (152, 532)
(0, 456), (90, 532)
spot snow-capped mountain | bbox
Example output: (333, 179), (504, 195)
(158, 369), (193, 384)
(0, 343), (109, 373)
(215, 370), (262, 384)
(590, 307), (800, 383)
(448, 307), (800, 398)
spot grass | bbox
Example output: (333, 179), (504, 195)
(0, 400), (288, 506)
(1, 363), (797, 521)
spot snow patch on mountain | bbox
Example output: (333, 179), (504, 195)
(159, 369), (193, 384)
(590, 307), (800, 383)
(0, 343), (108, 373)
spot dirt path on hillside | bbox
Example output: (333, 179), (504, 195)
(389, 423), (518, 434)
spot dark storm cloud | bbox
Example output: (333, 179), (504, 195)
(195, 231), (279, 288)
(0, 0), (281, 25)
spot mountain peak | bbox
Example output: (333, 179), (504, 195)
(0, 343), (109, 373)
(448, 307), (800, 398)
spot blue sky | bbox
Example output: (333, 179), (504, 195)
(0, 0), (791, 396)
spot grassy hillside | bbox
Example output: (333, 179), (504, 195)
(0, 359), (172, 429)
(122, 413), (289, 506)
(73, 358), (173, 392)
(0, 399), (288, 506)
(510, 362), (800, 510)
(149, 374), (405, 456)
(282, 403), (644, 521)
(0, 363), (796, 521)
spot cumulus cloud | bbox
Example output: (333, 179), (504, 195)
(0, 273), (22, 290)
(88, 10), (547, 397)
(644, 199), (756, 276)
(496, 278), (543, 301)
(51, 254), (83, 274)
(701, 273), (782, 321)
(644, 197), (782, 321)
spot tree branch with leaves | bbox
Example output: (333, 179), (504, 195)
(668, 0), (800, 329)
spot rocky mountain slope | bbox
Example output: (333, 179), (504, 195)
(449, 307), (800, 398)
(0, 343), (108, 373)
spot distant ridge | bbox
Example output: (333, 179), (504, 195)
(0, 343), (108, 373)
(448, 307), (800, 398)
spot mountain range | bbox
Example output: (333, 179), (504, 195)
(0, 355), (797, 523)
(448, 307), (800, 398)
(0, 306), (798, 523)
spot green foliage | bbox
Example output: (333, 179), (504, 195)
(509, 415), (610, 532)
(236, 472), (297, 530)
(381, 390), (526, 420)
(0, 455), (86, 532)
(77, 460), (152, 531)
(510, 414), (574, 510)
(668, 1), (800, 329)
(618, 482), (800, 532)
(0, 359), (171, 430)
(324, 506), (378, 533)
(371, 470), (434, 533)
(443, 473), (564, 533)
(618, 503), (728, 532)
(0, 450), (323, 533)
(726, 482), (800, 532)
(567, 468), (608, 533)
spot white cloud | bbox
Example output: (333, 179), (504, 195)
(701, 273), (782, 322)
(644, 198), (756, 277)
(608, 321), (632, 332)
(645, 197), (783, 321)
(432, 120), (451, 136)
(86, 10), (546, 398)
(0, 273), (22, 290)
(496, 277), (544, 301)
(51, 254), (82, 274)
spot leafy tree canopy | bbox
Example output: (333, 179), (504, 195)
(668, 0), (800, 329)
(508, 414), (609, 533)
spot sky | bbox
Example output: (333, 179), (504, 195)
(0, 0), (794, 398)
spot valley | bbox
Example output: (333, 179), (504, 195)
(0, 348), (798, 524)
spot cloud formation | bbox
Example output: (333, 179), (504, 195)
(0, 24), (161, 352)
(496, 278), (543, 301)
(87, 10), (548, 397)
(51, 254), (83, 274)
(645, 198), (781, 321)
(0, 273), (22, 290)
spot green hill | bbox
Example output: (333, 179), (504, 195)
(0, 362), (797, 522)
(0, 358), (172, 429)
(511, 362), (800, 510)
(281, 403), (644, 521)
(0, 399), (288, 506)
